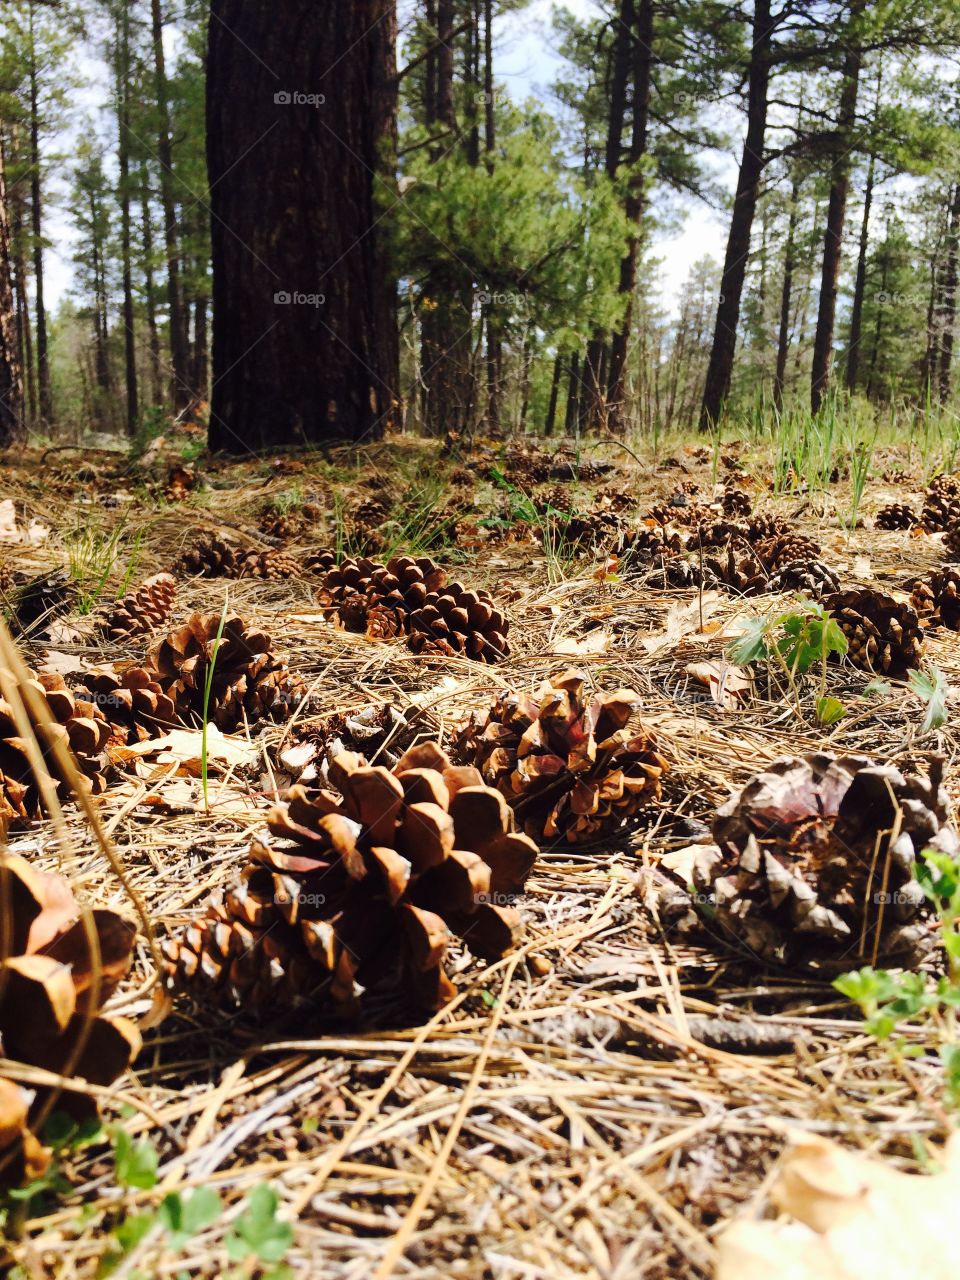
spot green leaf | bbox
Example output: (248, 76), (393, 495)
(908, 664), (950, 732)
(726, 615), (769, 666)
(112, 1128), (159, 1191)
(816, 695), (846, 726)
(113, 1212), (155, 1254)
(159, 1187), (221, 1250)
(226, 1184), (293, 1265)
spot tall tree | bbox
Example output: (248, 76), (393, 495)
(206, 0), (399, 451)
(112, 0), (138, 433)
(0, 135), (22, 442)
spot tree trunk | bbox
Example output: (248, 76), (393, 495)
(8, 126), (33, 430)
(810, 0), (864, 414)
(773, 172), (799, 412)
(0, 137), (23, 444)
(192, 294), (208, 399)
(140, 165), (164, 407)
(698, 0), (773, 430)
(544, 352), (563, 436)
(28, 6), (51, 428)
(117, 0), (138, 434)
(207, 0), (399, 452)
(150, 0), (190, 409)
(607, 0), (653, 434)
(564, 351), (581, 435)
(845, 150), (874, 395)
(938, 181), (960, 401)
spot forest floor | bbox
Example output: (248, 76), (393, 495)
(1, 426), (957, 1278)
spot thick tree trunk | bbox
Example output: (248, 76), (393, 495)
(28, 11), (51, 428)
(810, 0), (864, 415)
(151, 0), (190, 409)
(607, 0), (653, 434)
(699, 0), (773, 431)
(117, 0), (138, 435)
(207, 0), (399, 452)
(845, 151), (874, 394)
(0, 138), (23, 444)
(937, 181), (960, 401)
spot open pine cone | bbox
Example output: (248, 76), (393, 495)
(765, 559), (841, 598)
(163, 744), (537, 1020)
(83, 667), (180, 745)
(702, 544), (768, 595)
(822, 588), (923, 674)
(237, 549), (301, 580)
(102, 573), (177, 642)
(143, 612), (308, 732)
(875, 502), (917, 531)
(909, 566), (960, 630)
(455, 670), (667, 844)
(0, 855), (139, 1186)
(664, 754), (956, 967)
(720, 488), (751, 517)
(407, 580), (509, 662)
(0, 671), (112, 826)
(176, 533), (239, 578)
(920, 492), (960, 533)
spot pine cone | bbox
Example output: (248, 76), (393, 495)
(83, 667), (180, 745)
(163, 743), (537, 1019)
(920, 493), (960, 533)
(408, 581), (509, 662)
(237, 549), (301, 580)
(559, 510), (623, 554)
(618, 526), (686, 566)
(944, 523), (960, 560)
(670, 754), (956, 967)
(823, 589), (924, 674)
(929, 473), (960, 498)
(304, 548), (337, 577)
(143, 612), (308, 732)
(765, 559), (841, 598)
(0, 560), (13, 595)
(259, 509), (302, 542)
(164, 465), (196, 502)
(0, 855), (139, 1186)
(720, 488), (751, 517)
(703, 544), (768, 595)
(318, 555), (445, 630)
(455, 670), (667, 844)
(176, 533), (239, 578)
(534, 485), (575, 516)
(909, 566), (960, 630)
(744, 514), (792, 543)
(102, 573), (177, 642)
(0, 671), (112, 826)
(687, 519), (748, 548)
(596, 486), (639, 513)
(755, 533), (821, 572)
(875, 502), (917, 531)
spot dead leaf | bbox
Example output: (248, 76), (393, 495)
(852, 555), (872, 579)
(0, 499), (18, 541)
(685, 660), (754, 709)
(111, 726), (260, 772)
(553, 630), (613, 656)
(718, 1130), (960, 1280)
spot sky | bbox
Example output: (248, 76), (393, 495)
(43, 1), (730, 317)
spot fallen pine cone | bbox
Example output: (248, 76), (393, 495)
(822, 588), (923, 674)
(163, 743), (537, 1020)
(662, 753), (956, 968)
(101, 573), (177, 641)
(455, 669), (667, 844)
(0, 855), (139, 1187)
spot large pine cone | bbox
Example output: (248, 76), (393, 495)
(686, 518), (748, 548)
(720, 488), (751, 517)
(766, 559), (841, 599)
(0, 672), (112, 826)
(875, 502), (917, 531)
(163, 744), (537, 1019)
(667, 754), (956, 967)
(177, 533), (239, 578)
(744, 514), (792, 543)
(102, 573), (177, 641)
(909, 566), (960, 630)
(0, 855), (139, 1185)
(455, 670), (667, 844)
(618, 526), (686, 567)
(143, 612), (308, 732)
(317, 554), (445, 629)
(823, 589), (923, 674)
(703, 544), (768, 595)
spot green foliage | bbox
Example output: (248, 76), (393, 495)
(226, 1184), (293, 1268)
(728, 599), (847, 722)
(835, 848), (960, 1111)
(908, 664), (951, 733)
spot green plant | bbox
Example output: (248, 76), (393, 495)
(728, 599), (847, 721)
(1, 1114), (102, 1234)
(201, 593), (230, 812)
(908, 664), (951, 734)
(845, 431), (877, 532)
(835, 848), (960, 1113)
